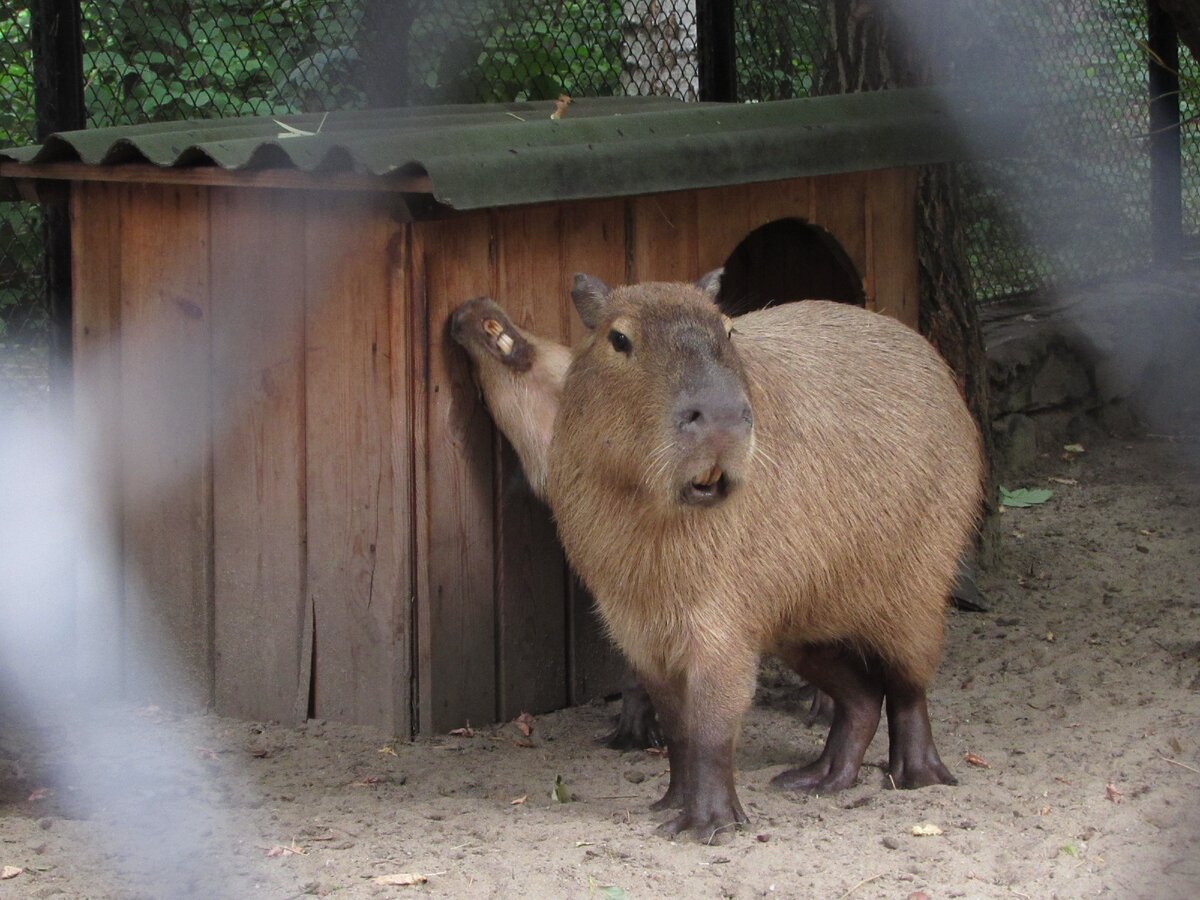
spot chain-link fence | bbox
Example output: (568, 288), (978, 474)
(0, 4), (40, 339)
(0, 0), (1196, 338)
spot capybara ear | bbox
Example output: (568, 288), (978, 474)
(694, 268), (724, 300)
(571, 274), (611, 330)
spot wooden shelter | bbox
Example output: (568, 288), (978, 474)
(0, 90), (1017, 735)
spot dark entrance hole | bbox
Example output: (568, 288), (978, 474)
(716, 218), (865, 316)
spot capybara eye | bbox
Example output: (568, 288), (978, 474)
(609, 329), (632, 354)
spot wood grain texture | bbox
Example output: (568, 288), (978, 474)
(629, 190), (699, 283)
(812, 172), (869, 297)
(493, 204), (569, 719)
(117, 182), (213, 708)
(867, 167), (920, 329)
(209, 188), (308, 723)
(555, 197), (628, 703)
(304, 192), (408, 732)
(71, 180), (124, 698)
(411, 212), (497, 733)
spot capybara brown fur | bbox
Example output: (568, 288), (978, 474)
(544, 275), (982, 842)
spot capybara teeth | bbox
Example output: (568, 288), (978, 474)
(483, 318), (504, 338)
(497, 333), (515, 355)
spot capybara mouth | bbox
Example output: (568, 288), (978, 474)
(681, 465), (731, 507)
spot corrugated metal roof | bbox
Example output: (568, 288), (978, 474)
(0, 90), (1026, 211)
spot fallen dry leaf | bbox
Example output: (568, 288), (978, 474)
(1049, 476), (1078, 486)
(911, 823), (944, 837)
(265, 842), (306, 857)
(1, 866), (22, 880)
(1063, 443), (1086, 454)
(449, 725), (474, 738)
(512, 712), (535, 737)
(964, 752), (991, 769)
(1168, 736), (1184, 755)
(378, 745), (398, 756)
(510, 795), (527, 805)
(1038, 805), (1051, 816)
(372, 873), (429, 886)
(645, 747), (668, 758)
(1106, 783), (1123, 803)
(907, 893), (931, 900)
(26, 788), (49, 802)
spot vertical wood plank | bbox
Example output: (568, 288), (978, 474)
(118, 183), (213, 708)
(812, 172), (869, 296)
(556, 198), (629, 704)
(629, 190), (700, 283)
(412, 212), (497, 733)
(304, 193), (409, 732)
(71, 181), (124, 698)
(209, 188), (308, 724)
(492, 204), (569, 720)
(558, 197), (627, 345)
(867, 168), (920, 329)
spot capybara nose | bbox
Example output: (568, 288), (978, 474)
(674, 389), (752, 447)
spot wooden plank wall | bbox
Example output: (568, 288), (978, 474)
(70, 183), (413, 735)
(70, 168), (915, 735)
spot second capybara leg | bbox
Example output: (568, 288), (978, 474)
(771, 643), (883, 794)
(803, 687), (835, 726)
(884, 679), (957, 789)
(602, 670), (663, 750)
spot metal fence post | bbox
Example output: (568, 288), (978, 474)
(1148, 0), (1182, 264)
(697, 0), (736, 102)
(31, 0), (85, 389)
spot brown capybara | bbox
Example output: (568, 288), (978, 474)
(542, 274), (982, 842)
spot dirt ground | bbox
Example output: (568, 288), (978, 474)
(2, 331), (1200, 899)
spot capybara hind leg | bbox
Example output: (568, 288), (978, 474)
(602, 671), (663, 750)
(885, 681), (957, 789)
(803, 687), (835, 727)
(771, 644), (882, 794)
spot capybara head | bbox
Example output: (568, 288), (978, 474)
(451, 296), (571, 500)
(558, 273), (754, 512)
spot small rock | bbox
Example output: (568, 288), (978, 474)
(623, 770), (645, 784)
(882, 836), (900, 850)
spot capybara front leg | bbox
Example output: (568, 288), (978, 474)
(655, 654), (755, 843)
(638, 671), (688, 811)
(771, 643), (883, 794)
(884, 681), (956, 789)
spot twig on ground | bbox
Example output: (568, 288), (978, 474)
(1159, 755), (1200, 775)
(837, 873), (883, 899)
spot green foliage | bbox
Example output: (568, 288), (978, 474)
(406, 0), (623, 104)
(80, 0), (367, 125)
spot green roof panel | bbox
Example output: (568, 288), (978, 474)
(0, 90), (1027, 211)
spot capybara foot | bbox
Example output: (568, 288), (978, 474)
(803, 688), (835, 727)
(888, 754), (957, 789)
(600, 696), (663, 751)
(649, 784), (685, 811)
(770, 761), (858, 794)
(656, 800), (748, 844)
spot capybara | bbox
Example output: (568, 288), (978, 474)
(450, 298), (661, 750)
(541, 274), (982, 841)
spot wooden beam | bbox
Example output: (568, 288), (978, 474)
(0, 159), (432, 197)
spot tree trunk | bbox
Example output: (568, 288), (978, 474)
(620, 1), (699, 100)
(819, 0), (998, 554)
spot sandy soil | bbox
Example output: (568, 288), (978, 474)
(0, 426), (1197, 899)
